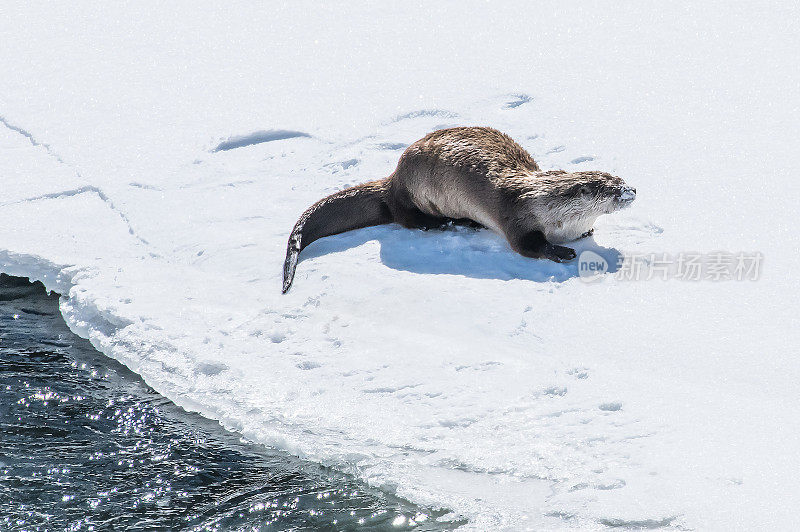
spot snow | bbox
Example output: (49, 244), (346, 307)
(1, 2), (799, 529)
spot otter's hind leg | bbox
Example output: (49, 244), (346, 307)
(511, 230), (576, 262)
(394, 205), (448, 231)
(449, 218), (485, 230)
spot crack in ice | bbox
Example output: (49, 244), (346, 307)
(0, 186), (153, 247)
(0, 116), (155, 250)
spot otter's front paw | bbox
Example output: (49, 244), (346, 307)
(580, 228), (594, 239)
(546, 245), (576, 262)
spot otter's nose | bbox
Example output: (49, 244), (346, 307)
(618, 186), (636, 201)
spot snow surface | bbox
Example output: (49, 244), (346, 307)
(2, 2), (799, 529)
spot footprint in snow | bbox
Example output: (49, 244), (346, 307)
(567, 368), (589, 379)
(392, 109), (458, 122)
(502, 93), (533, 109)
(195, 362), (228, 376)
(324, 158), (360, 172)
(542, 386), (568, 397)
(377, 142), (408, 150)
(211, 129), (311, 152)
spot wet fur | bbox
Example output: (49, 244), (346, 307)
(282, 127), (634, 292)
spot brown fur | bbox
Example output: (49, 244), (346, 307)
(282, 127), (635, 292)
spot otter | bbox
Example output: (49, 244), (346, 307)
(282, 127), (635, 292)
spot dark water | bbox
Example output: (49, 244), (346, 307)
(0, 274), (459, 531)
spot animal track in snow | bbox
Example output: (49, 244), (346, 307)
(599, 516), (677, 529)
(542, 386), (568, 397)
(454, 361), (502, 372)
(324, 158), (360, 172)
(567, 368), (589, 379)
(195, 362), (228, 376)
(568, 479), (626, 493)
(502, 93), (533, 109)
(392, 109), (458, 122)
(269, 331), (286, 343)
(128, 182), (161, 190)
(570, 156), (595, 164)
(363, 383), (420, 394)
(211, 129), (311, 152)
(377, 142), (408, 150)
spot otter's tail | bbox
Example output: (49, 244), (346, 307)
(282, 180), (392, 293)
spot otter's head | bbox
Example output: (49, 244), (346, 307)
(571, 171), (636, 214)
(539, 170), (636, 218)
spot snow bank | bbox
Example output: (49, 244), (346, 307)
(2, 2), (798, 529)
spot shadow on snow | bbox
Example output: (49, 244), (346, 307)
(300, 225), (622, 283)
